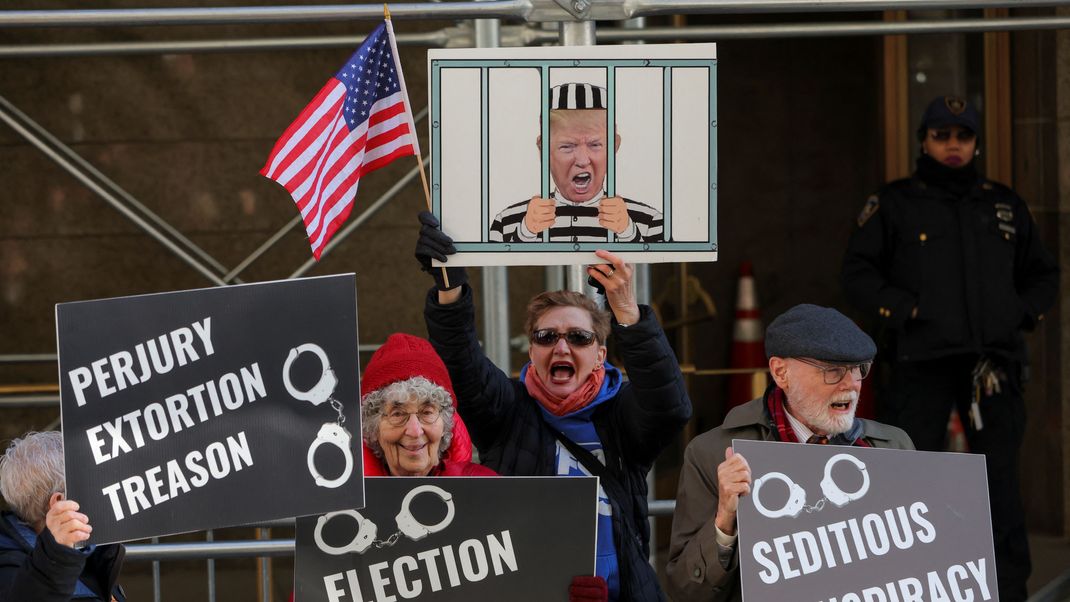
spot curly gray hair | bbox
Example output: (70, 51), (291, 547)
(361, 376), (455, 462)
(0, 431), (65, 525)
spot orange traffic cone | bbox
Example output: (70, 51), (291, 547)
(946, 407), (969, 452)
(727, 262), (766, 414)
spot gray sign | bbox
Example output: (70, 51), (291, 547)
(58, 274), (363, 544)
(295, 476), (597, 602)
(734, 439), (997, 602)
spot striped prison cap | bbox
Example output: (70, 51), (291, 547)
(550, 83), (607, 110)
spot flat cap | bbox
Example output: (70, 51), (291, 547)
(765, 304), (876, 363)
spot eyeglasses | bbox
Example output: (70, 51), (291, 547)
(383, 404), (441, 427)
(530, 328), (597, 347)
(930, 129), (976, 142)
(794, 357), (872, 385)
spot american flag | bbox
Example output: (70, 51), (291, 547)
(261, 21), (417, 260)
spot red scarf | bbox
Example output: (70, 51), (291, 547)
(765, 386), (871, 447)
(524, 363), (605, 417)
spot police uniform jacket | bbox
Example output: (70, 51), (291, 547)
(424, 285), (691, 601)
(841, 158), (1058, 362)
(665, 396), (913, 602)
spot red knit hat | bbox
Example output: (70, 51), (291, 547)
(359, 333), (475, 476)
(361, 333), (456, 402)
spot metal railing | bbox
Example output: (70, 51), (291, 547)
(123, 498), (676, 562)
(2, 0), (1070, 28)
(4, 15), (1070, 59)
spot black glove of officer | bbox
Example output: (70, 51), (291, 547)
(414, 211), (468, 291)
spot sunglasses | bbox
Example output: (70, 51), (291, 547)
(930, 129), (976, 142)
(794, 357), (873, 385)
(530, 328), (598, 347)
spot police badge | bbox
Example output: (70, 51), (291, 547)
(857, 194), (880, 227)
(945, 96), (967, 115)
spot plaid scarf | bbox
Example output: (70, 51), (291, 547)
(765, 386), (871, 447)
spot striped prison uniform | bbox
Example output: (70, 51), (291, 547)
(489, 194), (664, 243)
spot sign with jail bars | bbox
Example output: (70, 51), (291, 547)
(428, 43), (717, 267)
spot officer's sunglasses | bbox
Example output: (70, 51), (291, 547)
(794, 357), (872, 385)
(930, 129), (976, 142)
(531, 328), (598, 347)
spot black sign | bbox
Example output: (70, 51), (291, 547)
(57, 274), (363, 544)
(734, 440), (997, 602)
(295, 477), (598, 602)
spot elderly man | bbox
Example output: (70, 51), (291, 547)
(489, 82), (663, 243)
(0, 431), (126, 601)
(666, 304), (913, 602)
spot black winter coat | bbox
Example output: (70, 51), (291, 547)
(0, 511), (126, 601)
(842, 163), (1058, 362)
(425, 286), (692, 601)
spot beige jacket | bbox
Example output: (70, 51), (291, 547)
(665, 396), (914, 602)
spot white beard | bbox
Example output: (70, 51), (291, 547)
(790, 390), (859, 436)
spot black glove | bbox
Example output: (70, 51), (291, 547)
(586, 273), (606, 295)
(415, 211), (468, 291)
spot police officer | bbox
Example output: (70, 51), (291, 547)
(841, 95), (1058, 602)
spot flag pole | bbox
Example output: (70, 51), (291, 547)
(385, 4), (449, 287)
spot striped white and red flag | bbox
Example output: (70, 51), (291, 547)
(261, 20), (418, 260)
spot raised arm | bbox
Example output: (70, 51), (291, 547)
(416, 211), (522, 452)
(588, 250), (691, 466)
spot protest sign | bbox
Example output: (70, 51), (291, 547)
(295, 476), (597, 602)
(57, 274), (363, 544)
(428, 43), (717, 267)
(734, 439), (997, 602)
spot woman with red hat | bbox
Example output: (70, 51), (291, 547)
(359, 333), (494, 478)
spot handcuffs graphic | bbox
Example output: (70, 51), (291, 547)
(751, 453), (870, 519)
(283, 343), (338, 406)
(307, 423), (353, 489)
(284, 343), (353, 489)
(752, 472), (806, 519)
(314, 485), (455, 555)
(820, 453), (869, 507)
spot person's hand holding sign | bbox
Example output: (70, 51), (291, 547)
(586, 250), (640, 327)
(44, 494), (92, 548)
(523, 196), (557, 235)
(715, 448), (751, 536)
(598, 196), (632, 234)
